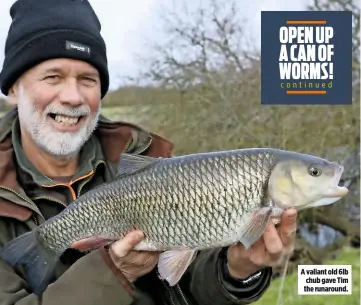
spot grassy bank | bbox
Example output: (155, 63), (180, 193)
(254, 247), (360, 305)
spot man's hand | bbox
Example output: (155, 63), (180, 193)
(108, 230), (161, 282)
(226, 208), (298, 279)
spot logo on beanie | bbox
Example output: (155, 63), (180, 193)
(66, 41), (91, 55)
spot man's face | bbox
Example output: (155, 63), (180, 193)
(10, 58), (102, 158)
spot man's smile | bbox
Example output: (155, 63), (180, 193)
(47, 113), (86, 131)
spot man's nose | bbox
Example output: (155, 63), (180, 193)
(58, 79), (84, 106)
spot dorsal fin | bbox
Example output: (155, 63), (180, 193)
(117, 153), (162, 178)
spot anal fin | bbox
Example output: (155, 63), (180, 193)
(157, 249), (198, 286)
(71, 236), (114, 251)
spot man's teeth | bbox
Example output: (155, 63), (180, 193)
(54, 114), (80, 125)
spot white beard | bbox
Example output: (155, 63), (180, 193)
(16, 83), (100, 158)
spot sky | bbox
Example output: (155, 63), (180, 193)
(0, 0), (311, 91)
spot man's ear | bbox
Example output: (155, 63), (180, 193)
(7, 82), (19, 105)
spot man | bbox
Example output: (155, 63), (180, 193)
(0, 0), (298, 304)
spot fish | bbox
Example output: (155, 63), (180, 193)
(0, 148), (348, 295)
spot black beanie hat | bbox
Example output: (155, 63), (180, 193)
(0, 0), (109, 98)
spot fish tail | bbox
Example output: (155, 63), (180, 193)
(0, 230), (61, 295)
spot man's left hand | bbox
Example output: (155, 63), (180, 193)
(226, 208), (298, 279)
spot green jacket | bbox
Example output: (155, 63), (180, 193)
(0, 107), (272, 305)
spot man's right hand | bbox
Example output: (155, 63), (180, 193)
(108, 230), (161, 282)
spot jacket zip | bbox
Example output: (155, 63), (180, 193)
(77, 160), (105, 197)
(0, 186), (42, 216)
(161, 282), (190, 305)
(156, 268), (190, 305)
(32, 195), (67, 208)
(31, 160), (105, 209)
(176, 284), (190, 305)
(32, 214), (38, 226)
(160, 280), (177, 305)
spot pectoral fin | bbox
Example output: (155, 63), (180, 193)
(239, 207), (273, 249)
(157, 249), (198, 286)
(270, 207), (284, 225)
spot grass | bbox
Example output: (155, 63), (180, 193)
(101, 105), (152, 124)
(254, 247), (360, 305)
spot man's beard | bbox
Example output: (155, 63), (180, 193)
(16, 83), (100, 159)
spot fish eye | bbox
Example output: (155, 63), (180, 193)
(309, 166), (322, 177)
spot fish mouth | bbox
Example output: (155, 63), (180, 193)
(328, 165), (348, 198)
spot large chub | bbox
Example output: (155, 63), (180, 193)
(0, 230), (61, 294)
